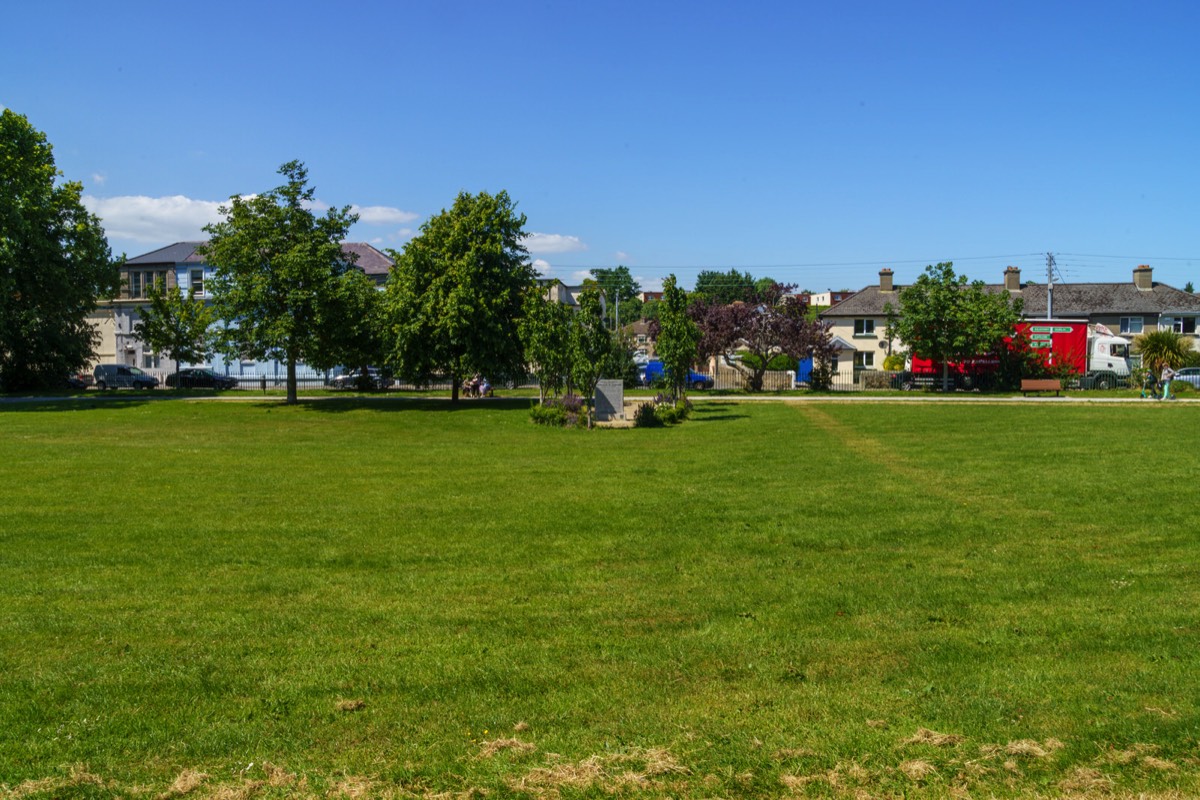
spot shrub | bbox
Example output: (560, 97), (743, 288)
(530, 394), (586, 427)
(654, 399), (692, 425)
(632, 402), (662, 428)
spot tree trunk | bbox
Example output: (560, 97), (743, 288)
(941, 361), (950, 393)
(286, 356), (297, 405)
(450, 368), (459, 404)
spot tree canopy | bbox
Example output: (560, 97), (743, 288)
(385, 190), (535, 402)
(651, 274), (701, 403)
(588, 266), (641, 328)
(0, 109), (120, 389)
(519, 290), (572, 402)
(692, 269), (758, 305)
(692, 282), (831, 391)
(202, 160), (358, 404)
(887, 262), (1023, 390)
(134, 280), (215, 387)
(569, 286), (612, 427)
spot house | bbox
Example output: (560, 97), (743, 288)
(801, 290), (856, 308)
(95, 240), (393, 377)
(637, 291), (664, 303)
(539, 278), (607, 314)
(820, 265), (1200, 384)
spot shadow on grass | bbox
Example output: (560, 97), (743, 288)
(298, 396), (537, 414)
(690, 401), (749, 422)
(0, 392), (171, 412)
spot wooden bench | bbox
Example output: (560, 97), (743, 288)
(1021, 378), (1061, 397)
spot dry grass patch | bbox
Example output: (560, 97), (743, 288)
(773, 747), (816, 761)
(1005, 738), (1065, 758)
(899, 759), (938, 782)
(866, 719), (888, 729)
(512, 721), (530, 732)
(158, 769), (209, 798)
(779, 773), (823, 792)
(1059, 766), (1114, 793)
(335, 698), (366, 712)
(511, 748), (686, 794)
(1141, 756), (1177, 771)
(903, 728), (964, 747)
(330, 776), (376, 798)
(478, 738), (536, 758)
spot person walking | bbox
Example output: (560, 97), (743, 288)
(1160, 364), (1178, 400)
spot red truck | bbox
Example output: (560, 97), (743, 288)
(906, 320), (1133, 389)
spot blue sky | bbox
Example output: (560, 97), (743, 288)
(3, 0), (1198, 292)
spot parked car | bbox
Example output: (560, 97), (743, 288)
(1173, 367), (1200, 388)
(165, 368), (239, 390)
(93, 364), (158, 390)
(329, 367), (390, 390)
(641, 360), (715, 390)
(65, 372), (94, 390)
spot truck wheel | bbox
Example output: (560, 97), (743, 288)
(693, 380), (706, 390)
(1094, 373), (1114, 390)
(97, 380), (107, 391)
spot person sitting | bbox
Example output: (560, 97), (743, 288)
(479, 377), (492, 397)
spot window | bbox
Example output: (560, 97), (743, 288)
(1164, 316), (1197, 335)
(1120, 316), (1143, 334)
(854, 318), (875, 336)
(191, 269), (205, 297)
(129, 271), (142, 298)
(854, 352), (875, 369)
(143, 352), (160, 369)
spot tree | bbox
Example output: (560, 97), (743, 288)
(1132, 329), (1190, 375)
(589, 266), (640, 329)
(0, 109), (121, 390)
(569, 286), (612, 428)
(651, 274), (701, 404)
(134, 280), (215, 387)
(1185, 281), (1195, 294)
(309, 269), (387, 389)
(519, 291), (572, 402)
(886, 262), (1023, 391)
(386, 190), (535, 402)
(692, 268), (757, 305)
(692, 282), (831, 391)
(202, 160), (358, 405)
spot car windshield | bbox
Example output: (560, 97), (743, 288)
(130, 367), (147, 376)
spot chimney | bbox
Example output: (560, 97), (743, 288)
(879, 268), (894, 293)
(1134, 264), (1153, 291)
(1004, 266), (1021, 292)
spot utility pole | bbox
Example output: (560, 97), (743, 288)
(1046, 252), (1056, 320)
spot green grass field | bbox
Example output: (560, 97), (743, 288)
(1, 397), (1198, 798)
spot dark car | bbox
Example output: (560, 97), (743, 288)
(640, 360), (714, 390)
(65, 372), (94, 390)
(329, 368), (390, 390)
(165, 368), (239, 389)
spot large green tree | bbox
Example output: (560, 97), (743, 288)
(385, 190), (535, 402)
(887, 262), (1023, 391)
(0, 109), (121, 390)
(589, 266), (641, 328)
(134, 280), (215, 388)
(569, 286), (612, 428)
(692, 268), (757, 305)
(652, 274), (701, 404)
(519, 291), (572, 403)
(201, 160), (358, 404)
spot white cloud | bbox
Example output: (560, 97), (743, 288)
(570, 269), (592, 283)
(616, 251), (630, 261)
(91, 172), (107, 186)
(525, 232), (587, 254)
(82, 194), (225, 243)
(353, 205), (419, 224)
(636, 275), (663, 292)
(532, 258), (553, 276)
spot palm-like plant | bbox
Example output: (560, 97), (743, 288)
(1132, 328), (1190, 374)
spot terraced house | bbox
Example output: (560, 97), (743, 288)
(821, 264), (1200, 385)
(89, 241), (393, 380)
